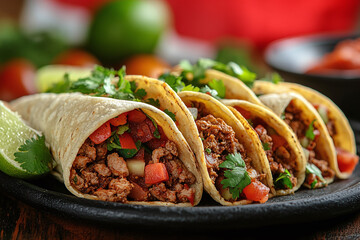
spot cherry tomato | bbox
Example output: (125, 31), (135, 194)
(0, 59), (37, 101)
(52, 49), (100, 67)
(337, 147), (359, 173)
(124, 54), (171, 78)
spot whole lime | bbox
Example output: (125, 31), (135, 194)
(86, 0), (169, 64)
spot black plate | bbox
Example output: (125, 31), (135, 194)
(264, 32), (360, 120)
(1, 120), (360, 231)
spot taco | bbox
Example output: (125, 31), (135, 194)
(11, 93), (203, 206)
(221, 99), (306, 195)
(177, 91), (274, 205)
(255, 92), (337, 189)
(167, 59), (264, 105)
(253, 81), (359, 179)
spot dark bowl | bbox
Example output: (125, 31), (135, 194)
(264, 32), (360, 120)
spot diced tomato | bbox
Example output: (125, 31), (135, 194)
(234, 106), (252, 119)
(242, 180), (270, 203)
(312, 103), (320, 110)
(144, 163), (169, 185)
(128, 110), (147, 123)
(270, 134), (287, 150)
(337, 147), (359, 173)
(118, 132), (137, 149)
(109, 112), (128, 126)
(89, 121), (111, 144)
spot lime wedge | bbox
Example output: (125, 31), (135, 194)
(36, 65), (92, 92)
(0, 101), (51, 178)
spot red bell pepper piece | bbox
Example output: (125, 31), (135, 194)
(118, 132), (137, 149)
(109, 112), (128, 126)
(144, 163), (169, 185)
(89, 121), (111, 144)
(128, 110), (147, 123)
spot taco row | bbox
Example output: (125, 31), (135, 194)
(8, 63), (358, 206)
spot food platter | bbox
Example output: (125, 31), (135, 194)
(0, 119), (359, 231)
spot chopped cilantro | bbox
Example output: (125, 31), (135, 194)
(260, 72), (284, 84)
(208, 79), (225, 98)
(205, 148), (212, 154)
(262, 142), (270, 151)
(219, 153), (251, 199)
(305, 120), (316, 140)
(47, 65), (147, 101)
(144, 98), (160, 108)
(274, 169), (293, 189)
(13, 135), (53, 175)
(306, 163), (326, 189)
(164, 109), (176, 122)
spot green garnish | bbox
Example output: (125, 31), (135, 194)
(143, 113), (161, 139)
(107, 131), (141, 158)
(306, 163), (326, 189)
(219, 153), (251, 199)
(260, 72), (284, 84)
(274, 169), (293, 189)
(262, 142), (270, 151)
(144, 98), (160, 108)
(47, 65), (146, 101)
(208, 79), (225, 98)
(164, 109), (176, 122)
(305, 120), (316, 140)
(205, 148), (212, 154)
(13, 135), (53, 175)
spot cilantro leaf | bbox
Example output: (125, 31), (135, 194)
(219, 153), (251, 199)
(274, 169), (293, 189)
(164, 109), (176, 122)
(144, 98), (160, 108)
(13, 135), (53, 174)
(158, 73), (185, 92)
(260, 72), (284, 84)
(262, 142), (270, 151)
(305, 120), (316, 140)
(306, 163), (326, 189)
(208, 79), (225, 98)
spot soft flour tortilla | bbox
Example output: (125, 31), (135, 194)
(253, 80), (356, 179)
(10, 93), (203, 206)
(258, 92), (338, 186)
(221, 99), (306, 196)
(177, 91), (275, 205)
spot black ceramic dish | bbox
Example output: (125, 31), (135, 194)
(0, 120), (360, 231)
(264, 32), (360, 120)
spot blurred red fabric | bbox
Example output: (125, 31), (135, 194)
(165, 0), (360, 50)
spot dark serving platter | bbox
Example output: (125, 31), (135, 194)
(1, 119), (360, 231)
(264, 32), (360, 120)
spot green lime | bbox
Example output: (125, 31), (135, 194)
(86, 0), (169, 64)
(0, 101), (52, 178)
(36, 65), (92, 92)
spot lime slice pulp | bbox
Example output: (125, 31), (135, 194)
(0, 101), (45, 178)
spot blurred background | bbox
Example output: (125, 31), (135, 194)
(1, 0), (360, 115)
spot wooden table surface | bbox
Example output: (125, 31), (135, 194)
(1, 190), (360, 240)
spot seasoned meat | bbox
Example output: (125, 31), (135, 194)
(149, 183), (177, 202)
(73, 156), (93, 170)
(151, 140), (178, 163)
(165, 159), (195, 184)
(107, 153), (129, 177)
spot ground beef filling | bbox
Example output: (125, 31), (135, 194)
(70, 139), (196, 203)
(253, 124), (297, 189)
(195, 114), (264, 199)
(284, 102), (335, 185)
